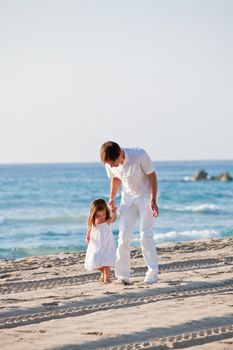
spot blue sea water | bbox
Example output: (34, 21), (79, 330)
(0, 161), (232, 259)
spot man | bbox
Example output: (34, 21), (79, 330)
(100, 141), (159, 285)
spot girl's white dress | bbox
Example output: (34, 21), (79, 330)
(84, 222), (116, 271)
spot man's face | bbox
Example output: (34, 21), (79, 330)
(106, 157), (121, 168)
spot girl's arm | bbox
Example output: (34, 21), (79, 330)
(86, 226), (91, 244)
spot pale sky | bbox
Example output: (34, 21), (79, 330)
(0, 0), (232, 163)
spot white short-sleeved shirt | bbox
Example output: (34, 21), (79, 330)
(105, 147), (155, 205)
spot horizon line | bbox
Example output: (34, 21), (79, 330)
(0, 158), (233, 166)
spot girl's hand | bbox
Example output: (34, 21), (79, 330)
(86, 234), (90, 244)
(111, 205), (117, 213)
(108, 198), (117, 211)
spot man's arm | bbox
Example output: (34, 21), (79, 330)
(109, 177), (121, 210)
(148, 171), (159, 217)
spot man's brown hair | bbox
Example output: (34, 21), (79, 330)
(100, 141), (121, 163)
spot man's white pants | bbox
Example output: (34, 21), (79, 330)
(115, 197), (158, 281)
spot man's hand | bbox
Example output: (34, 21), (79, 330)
(151, 198), (159, 217)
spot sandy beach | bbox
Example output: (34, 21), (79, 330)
(0, 237), (232, 350)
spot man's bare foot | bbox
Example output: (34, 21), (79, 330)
(116, 278), (133, 286)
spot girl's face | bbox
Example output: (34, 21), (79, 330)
(95, 209), (106, 224)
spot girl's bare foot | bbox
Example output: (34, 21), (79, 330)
(97, 268), (104, 283)
(99, 272), (104, 283)
(103, 266), (111, 284)
(103, 279), (111, 284)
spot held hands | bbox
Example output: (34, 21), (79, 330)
(151, 198), (159, 217)
(110, 205), (117, 213)
(108, 198), (117, 213)
(108, 198), (117, 224)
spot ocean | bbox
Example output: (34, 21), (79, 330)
(0, 161), (232, 259)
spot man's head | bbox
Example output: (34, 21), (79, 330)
(100, 141), (122, 167)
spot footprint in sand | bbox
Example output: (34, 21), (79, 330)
(42, 301), (59, 307)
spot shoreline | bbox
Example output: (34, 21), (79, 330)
(0, 236), (233, 349)
(1, 234), (232, 262)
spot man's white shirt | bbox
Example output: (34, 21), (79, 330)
(105, 148), (155, 206)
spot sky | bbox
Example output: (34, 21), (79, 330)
(0, 0), (232, 163)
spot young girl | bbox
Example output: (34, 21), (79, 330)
(84, 198), (117, 283)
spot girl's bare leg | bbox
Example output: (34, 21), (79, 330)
(97, 267), (104, 282)
(103, 266), (111, 283)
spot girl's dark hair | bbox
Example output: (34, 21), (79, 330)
(100, 141), (121, 163)
(87, 198), (110, 227)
